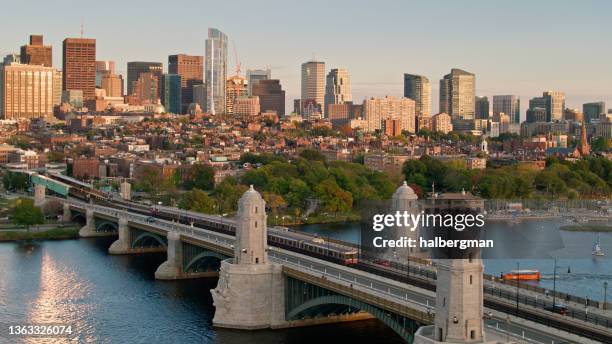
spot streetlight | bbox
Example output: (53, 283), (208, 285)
(552, 258), (571, 312)
(515, 261), (520, 314)
(604, 281), (608, 311)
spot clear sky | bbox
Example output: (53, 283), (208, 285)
(2, 0), (611, 117)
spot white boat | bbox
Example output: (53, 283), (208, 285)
(592, 235), (605, 256)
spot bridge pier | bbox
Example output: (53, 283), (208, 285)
(108, 217), (131, 254)
(34, 184), (46, 207)
(212, 259), (286, 329)
(155, 232), (186, 279)
(62, 203), (72, 223)
(79, 209), (108, 237)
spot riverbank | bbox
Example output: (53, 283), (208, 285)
(0, 226), (80, 241)
(560, 224), (612, 232)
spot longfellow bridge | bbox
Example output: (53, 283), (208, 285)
(28, 175), (612, 343)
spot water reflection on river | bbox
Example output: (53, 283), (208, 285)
(0, 237), (403, 344)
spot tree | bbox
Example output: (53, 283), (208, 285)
(178, 189), (215, 214)
(184, 164), (215, 190)
(299, 149), (326, 162)
(213, 179), (248, 214)
(11, 198), (44, 231)
(263, 192), (287, 214)
(2, 172), (29, 191)
(314, 178), (353, 214)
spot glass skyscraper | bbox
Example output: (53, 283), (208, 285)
(205, 28), (228, 115)
(439, 68), (475, 119)
(492, 95), (520, 124)
(161, 74), (181, 114)
(403, 73), (431, 118)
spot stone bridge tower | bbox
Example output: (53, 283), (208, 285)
(235, 185), (267, 264)
(211, 186), (285, 329)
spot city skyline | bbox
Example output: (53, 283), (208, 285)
(1, 1), (611, 117)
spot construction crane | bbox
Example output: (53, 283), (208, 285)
(232, 40), (241, 76)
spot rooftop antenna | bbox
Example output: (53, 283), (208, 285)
(312, 52), (317, 62)
(80, 17), (84, 38)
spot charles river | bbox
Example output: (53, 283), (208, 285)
(0, 219), (610, 343)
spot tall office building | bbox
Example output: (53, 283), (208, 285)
(543, 91), (565, 122)
(193, 84), (206, 111)
(474, 96), (489, 119)
(160, 74), (181, 114)
(252, 79), (285, 116)
(168, 54), (203, 111)
(301, 60), (325, 111)
(324, 68), (352, 116)
(403, 74), (431, 118)
(583, 102), (605, 123)
(101, 73), (124, 98)
(0, 63), (60, 119)
(526, 107), (547, 123)
(62, 38), (96, 100)
(132, 72), (160, 104)
(439, 68), (475, 119)
(363, 96), (416, 133)
(205, 28), (228, 115)
(95, 60), (115, 87)
(246, 69), (271, 96)
(20, 35), (52, 67)
(492, 95), (520, 124)
(226, 75), (248, 115)
(127, 61), (163, 95)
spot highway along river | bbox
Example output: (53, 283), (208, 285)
(0, 237), (404, 343)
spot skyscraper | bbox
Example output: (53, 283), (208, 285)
(101, 73), (124, 98)
(62, 38), (96, 100)
(168, 54), (203, 111)
(403, 74), (431, 118)
(543, 91), (565, 122)
(583, 102), (606, 123)
(439, 68), (475, 119)
(324, 68), (352, 116)
(127, 61), (163, 95)
(95, 60), (115, 87)
(252, 79), (285, 116)
(20, 35), (52, 67)
(205, 28), (228, 115)
(474, 96), (489, 119)
(492, 95), (520, 124)
(160, 74), (181, 114)
(226, 75), (248, 115)
(301, 60), (325, 112)
(0, 63), (60, 119)
(246, 69), (271, 96)
(193, 84), (206, 111)
(132, 72), (160, 104)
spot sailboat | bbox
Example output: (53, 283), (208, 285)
(592, 234), (605, 256)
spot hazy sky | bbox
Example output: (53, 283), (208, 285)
(2, 0), (611, 117)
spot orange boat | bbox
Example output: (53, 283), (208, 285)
(502, 269), (541, 281)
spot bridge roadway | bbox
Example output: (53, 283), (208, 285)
(66, 199), (606, 344)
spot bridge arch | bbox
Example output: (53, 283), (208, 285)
(96, 221), (118, 233)
(288, 294), (415, 342)
(285, 277), (417, 342)
(184, 251), (226, 273)
(71, 212), (86, 224)
(131, 232), (167, 249)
